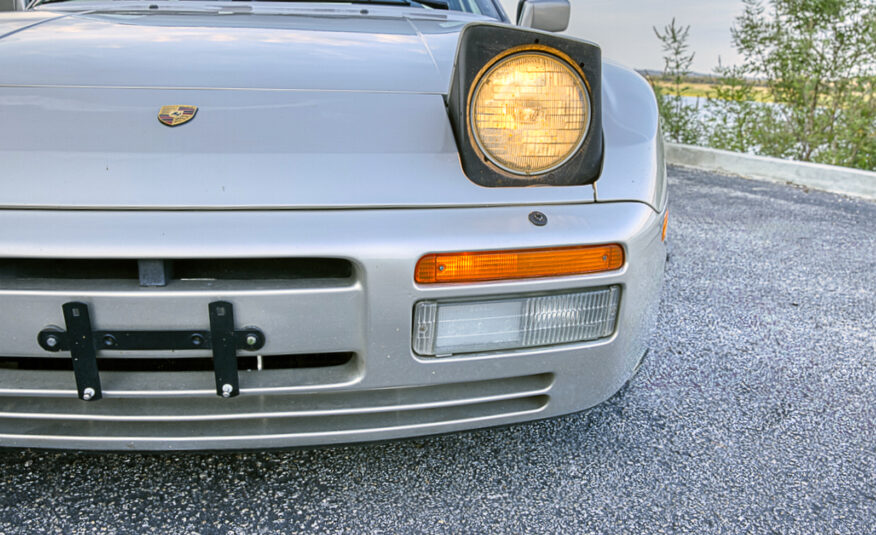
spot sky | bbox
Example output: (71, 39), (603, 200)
(497, 0), (745, 73)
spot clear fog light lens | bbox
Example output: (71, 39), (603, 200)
(413, 286), (620, 357)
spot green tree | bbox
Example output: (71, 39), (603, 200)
(650, 18), (702, 144)
(703, 61), (761, 153)
(834, 75), (876, 169)
(732, 0), (876, 168)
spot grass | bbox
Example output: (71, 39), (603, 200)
(650, 80), (773, 102)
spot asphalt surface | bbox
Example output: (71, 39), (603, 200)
(1, 167), (874, 534)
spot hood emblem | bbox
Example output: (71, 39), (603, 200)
(158, 105), (198, 127)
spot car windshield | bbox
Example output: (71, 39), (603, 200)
(32, 0), (503, 18)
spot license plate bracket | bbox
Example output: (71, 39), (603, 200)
(38, 301), (265, 401)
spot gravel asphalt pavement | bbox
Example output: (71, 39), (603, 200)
(1, 167), (874, 534)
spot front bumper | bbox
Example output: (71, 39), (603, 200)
(0, 200), (665, 450)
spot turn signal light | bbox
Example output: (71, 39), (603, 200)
(414, 244), (624, 284)
(662, 211), (669, 242)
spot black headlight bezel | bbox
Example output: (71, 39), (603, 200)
(447, 24), (603, 187)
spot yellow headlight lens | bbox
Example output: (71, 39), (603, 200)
(470, 51), (590, 175)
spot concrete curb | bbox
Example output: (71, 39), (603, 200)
(665, 143), (876, 201)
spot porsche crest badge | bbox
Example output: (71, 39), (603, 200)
(158, 105), (198, 127)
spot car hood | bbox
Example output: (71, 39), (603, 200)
(0, 5), (659, 210)
(0, 5), (471, 92)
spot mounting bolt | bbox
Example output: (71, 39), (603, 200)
(82, 387), (96, 401)
(245, 334), (258, 347)
(45, 335), (59, 349)
(221, 384), (234, 398)
(102, 334), (117, 348)
(191, 334), (205, 347)
(528, 211), (548, 227)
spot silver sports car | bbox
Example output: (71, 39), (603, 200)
(0, 0), (667, 450)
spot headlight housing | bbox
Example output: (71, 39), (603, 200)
(448, 25), (603, 187)
(469, 49), (591, 175)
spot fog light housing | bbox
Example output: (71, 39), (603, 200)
(413, 286), (620, 357)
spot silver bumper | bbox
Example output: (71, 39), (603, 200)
(0, 201), (665, 450)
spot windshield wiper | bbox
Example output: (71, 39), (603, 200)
(35, 0), (450, 9)
(362, 0), (449, 9)
(246, 0), (449, 10)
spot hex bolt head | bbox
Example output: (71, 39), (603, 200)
(245, 334), (258, 347)
(528, 211), (548, 227)
(45, 335), (59, 348)
(82, 387), (96, 401)
(221, 384), (234, 398)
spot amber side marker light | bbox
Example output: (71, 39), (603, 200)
(662, 211), (669, 242)
(415, 245), (625, 284)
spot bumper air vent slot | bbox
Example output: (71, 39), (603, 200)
(0, 352), (355, 373)
(0, 258), (355, 287)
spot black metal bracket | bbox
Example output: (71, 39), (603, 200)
(38, 301), (264, 401)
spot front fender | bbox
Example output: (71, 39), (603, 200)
(596, 61), (666, 212)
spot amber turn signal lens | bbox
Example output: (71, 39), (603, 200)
(662, 211), (669, 242)
(415, 245), (624, 284)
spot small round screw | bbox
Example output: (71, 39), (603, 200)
(191, 334), (205, 347)
(529, 211), (548, 227)
(82, 387), (96, 401)
(245, 334), (258, 347)
(102, 334), (117, 347)
(45, 335), (59, 348)
(221, 384), (234, 398)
